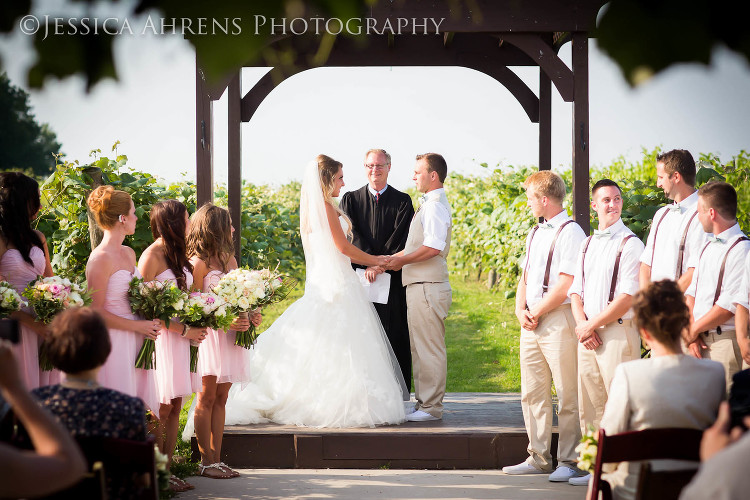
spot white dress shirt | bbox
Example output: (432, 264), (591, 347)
(419, 188), (451, 251)
(640, 191), (705, 280)
(569, 219), (645, 320)
(686, 224), (750, 331)
(367, 184), (388, 197)
(734, 252), (750, 310)
(520, 211), (586, 310)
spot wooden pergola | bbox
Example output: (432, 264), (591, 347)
(195, 0), (605, 258)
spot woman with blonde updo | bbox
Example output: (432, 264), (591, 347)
(595, 279), (726, 500)
(219, 154), (407, 429)
(85, 186), (160, 412)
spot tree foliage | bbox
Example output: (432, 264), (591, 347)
(0, 72), (61, 175)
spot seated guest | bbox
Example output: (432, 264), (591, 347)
(0, 338), (86, 498)
(596, 279), (725, 500)
(32, 307), (146, 440)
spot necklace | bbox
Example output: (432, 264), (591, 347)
(62, 376), (99, 389)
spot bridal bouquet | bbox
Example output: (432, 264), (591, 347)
(22, 276), (90, 370)
(179, 291), (236, 372)
(0, 281), (26, 318)
(212, 267), (297, 349)
(128, 277), (188, 369)
(576, 424), (599, 473)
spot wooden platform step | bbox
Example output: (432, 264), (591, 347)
(191, 393), (560, 469)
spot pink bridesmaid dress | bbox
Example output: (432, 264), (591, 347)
(0, 246), (61, 388)
(196, 270), (249, 384)
(153, 268), (199, 404)
(99, 267), (159, 412)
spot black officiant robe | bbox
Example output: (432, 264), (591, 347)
(340, 185), (415, 390)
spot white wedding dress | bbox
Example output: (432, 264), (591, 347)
(184, 160), (406, 434)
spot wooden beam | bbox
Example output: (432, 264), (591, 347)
(500, 33), (574, 102)
(228, 72), (242, 263)
(571, 32), (590, 234)
(196, 59), (213, 208)
(539, 69), (551, 171)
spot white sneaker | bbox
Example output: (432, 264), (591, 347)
(405, 410), (440, 422)
(568, 473), (591, 486)
(548, 466), (582, 482)
(502, 462), (547, 475)
(404, 405), (417, 415)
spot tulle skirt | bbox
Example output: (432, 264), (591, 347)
(155, 328), (198, 404)
(197, 327), (250, 385)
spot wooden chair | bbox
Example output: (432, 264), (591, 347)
(40, 461), (107, 500)
(635, 462), (699, 500)
(587, 427), (703, 500)
(75, 435), (159, 500)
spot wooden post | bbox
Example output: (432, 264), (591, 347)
(228, 72), (242, 264)
(539, 69), (552, 171)
(196, 59), (214, 208)
(571, 32), (590, 234)
(83, 166), (104, 250)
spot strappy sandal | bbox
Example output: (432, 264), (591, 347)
(169, 475), (194, 492)
(199, 463), (233, 479)
(217, 462), (241, 478)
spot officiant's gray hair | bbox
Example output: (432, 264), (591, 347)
(364, 149), (391, 165)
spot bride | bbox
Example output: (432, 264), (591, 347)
(187, 154), (407, 432)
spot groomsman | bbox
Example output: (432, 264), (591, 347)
(568, 179), (645, 487)
(502, 171), (586, 482)
(388, 153), (452, 422)
(639, 149), (705, 290)
(684, 181), (750, 389)
(340, 149), (415, 391)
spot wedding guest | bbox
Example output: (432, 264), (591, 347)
(596, 280), (724, 500)
(639, 149), (705, 291)
(0, 338), (86, 498)
(388, 153), (452, 422)
(0, 171), (56, 389)
(183, 204), (259, 479)
(138, 199), (206, 492)
(86, 186), (161, 412)
(733, 252), (750, 369)
(568, 179), (645, 486)
(340, 148), (415, 391)
(502, 171), (586, 481)
(684, 181), (750, 391)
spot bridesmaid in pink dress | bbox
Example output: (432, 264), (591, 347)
(185, 204), (260, 479)
(85, 186), (161, 413)
(0, 172), (58, 389)
(138, 200), (206, 493)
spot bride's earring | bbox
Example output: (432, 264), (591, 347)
(119, 215), (125, 223)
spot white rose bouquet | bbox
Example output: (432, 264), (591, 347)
(576, 424), (599, 473)
(179, 291), (236, 372)
(0, 281), (27, 318)
(22, 276), (90, 370)
(128, 277), (188, 369)
(212, 267), (297, 349)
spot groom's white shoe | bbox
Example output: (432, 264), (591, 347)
(404, 405), (417, 415)
(405, 410), (440, 422)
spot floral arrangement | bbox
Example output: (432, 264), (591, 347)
(154, 444), (170, 492)
(22, 276), (90, 370)
(179, 291), (236, 372)
(576, 424), (599, 473)
(128, 277), (188, 369)
(0, 281), (26, 318)
(212, 267), (297, 348)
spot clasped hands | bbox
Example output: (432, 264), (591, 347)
(364, 254), (406, 282)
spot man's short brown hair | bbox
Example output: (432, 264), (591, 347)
(523, 170), (566, 204)
(415, 153), (448, 183)
(45, 307), (111, 374)
(698, 181), (737, 221)
(657, 149), (696, 187)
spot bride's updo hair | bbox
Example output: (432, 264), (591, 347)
(87, 186), (132, 229)
(186, 203), (234, 273)
(315, 154), (352, 238)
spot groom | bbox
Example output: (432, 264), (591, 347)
(388, 153), (452, 422)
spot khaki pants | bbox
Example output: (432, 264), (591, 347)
(700, 330), (741, 393)
(520, 304), (581, 471)
(578, 321), (640, 431)
(406, 282), (452, 418)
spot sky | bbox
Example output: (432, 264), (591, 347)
(1, 3), (750, 194)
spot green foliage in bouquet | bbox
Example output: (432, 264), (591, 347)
(0, 281), (27, 318)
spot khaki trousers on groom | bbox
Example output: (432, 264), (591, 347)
(406, 281), (452, 418)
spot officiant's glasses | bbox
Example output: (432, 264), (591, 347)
(365, 164), (388, 170)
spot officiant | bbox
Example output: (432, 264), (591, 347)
(340, 148), (415, 391)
